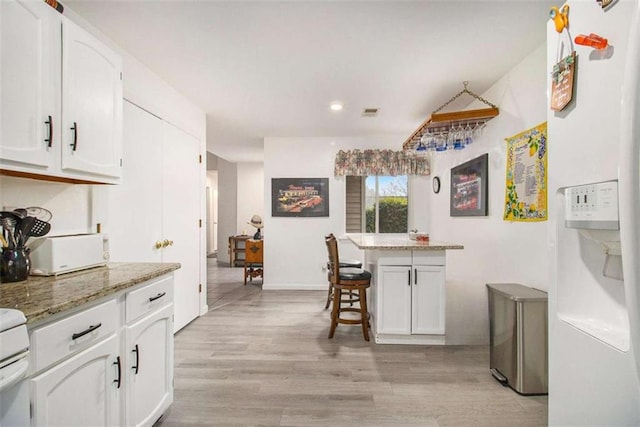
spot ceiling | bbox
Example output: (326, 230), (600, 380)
(64, 0), (554, 163)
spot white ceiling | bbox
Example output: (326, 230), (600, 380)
(64, 0), (554, 163)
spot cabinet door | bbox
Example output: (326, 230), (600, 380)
(31, 334), (120, 427)
(106, 102), (163, 263)
(162, 122), (201, 332)
(412, 265), (446, 335)
(0, 0), (58, 169)
(376, 266), (412, 335)
(125, 303), (173, 427)
(61, 18), (122, 178)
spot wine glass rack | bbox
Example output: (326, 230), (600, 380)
(402, 82), (499, 153)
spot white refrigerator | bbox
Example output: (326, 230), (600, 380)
(547, 0), (640, 425)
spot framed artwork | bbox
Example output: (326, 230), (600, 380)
(271, 178), (329, 217)
(450, 153), (488, 217)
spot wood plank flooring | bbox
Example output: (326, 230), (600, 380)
(158, 259), (547, 426)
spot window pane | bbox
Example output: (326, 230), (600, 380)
(365, 176), (376, 232)
(378, 176), (408, 233)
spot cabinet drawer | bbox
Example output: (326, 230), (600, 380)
(412, 251), (445, 266)
(126, 275), (173, 323)
(31, 299), (118, 373)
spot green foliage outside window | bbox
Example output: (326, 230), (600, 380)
(366, 197), (408, 233)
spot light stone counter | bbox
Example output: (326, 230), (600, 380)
(346, 233), (464, 251)
(0, 262), (180, 324)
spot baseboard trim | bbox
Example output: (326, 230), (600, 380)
(199, 304), (209, 316)
(262, 283), (326, 291)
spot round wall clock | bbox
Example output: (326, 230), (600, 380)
(432, 176), (441, 194)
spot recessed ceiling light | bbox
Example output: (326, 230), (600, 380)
(330, 102), (343, 111)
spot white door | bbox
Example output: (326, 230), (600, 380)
(0, 0), (58, 169)
(31, 335), (120, 427)
(125, 304), (173, 427)
(376, 266), (412, 335)
(106, 102), (163, 262)
(412, 265), (446, 335)
(61, 19), (122, 178)
(162, 122), (201, 332)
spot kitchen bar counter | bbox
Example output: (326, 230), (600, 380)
(346, 233), (462, 345)
(0, 262), (180, 324)
(346, 233), (464, 251)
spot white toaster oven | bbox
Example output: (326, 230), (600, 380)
(29, 234), (107, 276)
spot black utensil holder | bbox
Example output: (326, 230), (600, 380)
(1, 247), (30, 283)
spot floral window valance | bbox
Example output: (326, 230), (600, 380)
(334, 149), (430, 176)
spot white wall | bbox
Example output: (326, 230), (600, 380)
(428, 44), (548, 344)
(263, 136), (406, 289)
(0, 177), (94, 236)
(206, 171), (218, 254)
(236, 162), (265, 235)
(216, 158), (237, 264)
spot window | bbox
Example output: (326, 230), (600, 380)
(345, 175), (408, 233)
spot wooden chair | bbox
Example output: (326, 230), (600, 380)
(244, 239), (263, 285)
(325, 234), (371, 341)
(324, 234), (363, 309)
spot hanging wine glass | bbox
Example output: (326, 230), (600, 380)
(435, 129), (447, 152)
(416, 133), (428, 155)
(464, 122), (474, 146)
(424, 128), (436, 151)
(473, 121), (485, 138)
(453, 123), (465, 150)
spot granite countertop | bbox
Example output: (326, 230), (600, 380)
(346, 233), (464, 251)
(0, 262), (180, 324)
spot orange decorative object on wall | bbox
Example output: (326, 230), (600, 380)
(575, 33), (609, 50)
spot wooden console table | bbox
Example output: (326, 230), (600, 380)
(229, 235), (250, 267)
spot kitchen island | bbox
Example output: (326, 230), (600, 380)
(346, 233), (463, 345)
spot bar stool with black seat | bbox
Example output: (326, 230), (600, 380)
(324, 234), (363, 309)
(325, 234), (372, 341)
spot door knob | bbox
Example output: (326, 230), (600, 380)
(155, 241), (163, 249)
(162, 239), (170, 248)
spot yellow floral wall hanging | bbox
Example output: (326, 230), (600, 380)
(504, 122), (548, 222)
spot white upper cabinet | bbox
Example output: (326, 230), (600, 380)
(61, 19), (123, 179)
(0, 0), (58, 170)
(0, 0), (123, 183)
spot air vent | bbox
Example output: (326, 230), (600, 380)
(362, 108), (379, 117)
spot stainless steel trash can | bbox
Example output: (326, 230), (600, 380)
(487, 283), (548, 395)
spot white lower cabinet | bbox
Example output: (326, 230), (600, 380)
(411, 266), (446, 335)
(125, 304), (173, 427)
(31, 334), (120, 427)
(373, 251), (446, 344)
(377, 266), (412, 335)
(28, 274), (174, 427)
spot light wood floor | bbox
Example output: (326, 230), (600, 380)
(158, 259), (548, 426)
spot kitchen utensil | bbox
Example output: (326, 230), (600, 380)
(17, 217), (36, 247)
(25, 207), (52, 222)
(0, 212), (20, 248)
(25, 218), (50, 240)
(12, 209), (27, 219)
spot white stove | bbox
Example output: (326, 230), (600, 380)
(0, 308), (30, 427)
